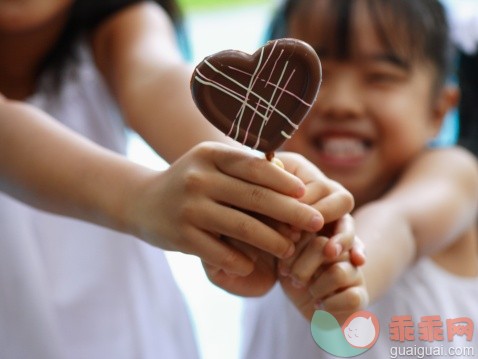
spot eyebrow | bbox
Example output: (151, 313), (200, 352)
(366, 54), (411, 71)
(314, 46), (411, 71)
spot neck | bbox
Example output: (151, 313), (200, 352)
(0, 15), (68, 100)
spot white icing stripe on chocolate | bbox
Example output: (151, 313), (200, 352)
(230, 67), (314, 108)
(281, 131), (292, 139)
(199, 60), (298, 128)
(194, 40), (320, 150)
(194, 73), (269, 122)
(204, 61), (297, 127)
(234, 45), (266, 144)
(255, 57), (292, 149)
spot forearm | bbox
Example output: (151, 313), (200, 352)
(0, 99), (152, 233)
(117, 62), (234, 161)
(356, 147), (478, 302)
(92, 2), (236, 163)
(353, 203), (416, 302)
(379, 148), (478, 256)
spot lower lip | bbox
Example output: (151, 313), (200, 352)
(315, 151), (368, 168)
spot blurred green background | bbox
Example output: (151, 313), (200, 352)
(178, 0), (270, 11)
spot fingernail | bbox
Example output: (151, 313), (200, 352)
(284, 244), (295, 258)
(279, 266), (290, 277)
(291, 277), (304, 289)
(309, 215), (323, 231)
(335, 244), (343, 257)
(295, 185), (306, 198)
(354, 248), (367, 266)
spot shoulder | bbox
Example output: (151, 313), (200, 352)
(91, 1), (174, 52)
(406, 146), (478, 188)
(88, 1), (178, 84)
(420, 146), (477, 164)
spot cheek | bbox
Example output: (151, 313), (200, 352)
(369, 88), (432, 145)
(367, 93), (433, 184)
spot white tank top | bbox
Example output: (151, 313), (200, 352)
(0, 45), (199, 359)
(241, 257), (478, 359)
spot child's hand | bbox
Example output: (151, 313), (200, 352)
(278, 221), (368, 322)
(127, 142), (324, 277)
(276, 152), (364, 262)
(277, 215), (365, 283)
(202, 211), (299, 296)
(281, 258), (368, 324)
(276, 152), (355, 223)
(199, 151), (359, 296)
(202, 237), (276, 297)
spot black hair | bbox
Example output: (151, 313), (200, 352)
(39, 0), (187, 90)
(268, 0), (453, 88)
(457, 51), (478, 156)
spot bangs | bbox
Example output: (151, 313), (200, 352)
(289, 0), (353, 59)
(287, 0), (450, 84)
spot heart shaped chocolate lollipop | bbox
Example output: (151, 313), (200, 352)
(191, 38), (322, 157)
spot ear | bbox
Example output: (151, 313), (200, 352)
(429, 85), (460, 138)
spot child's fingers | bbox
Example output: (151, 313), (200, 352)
(277, 231), (316, 276)
(213, 174), (324, 233)
(275, 222), (302, 243)
(183, 227), (254, 276)
(305, 182), (355, 223)
(252, 214), (302, 243)
(319, 286), (369, 315)
(211, 143), (307, 198)
(222, 236), (262, 263)
(193, 201), (297, 259)
(186, 144), (325, 232)
(276, 153), (351, 214)
(309, 261), (362, 300)
(322, 214), (355, 259)
(286, 236), (329, 287)
(350, 237), (366, 267)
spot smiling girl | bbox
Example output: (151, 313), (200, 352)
(242, 1), (478, 358)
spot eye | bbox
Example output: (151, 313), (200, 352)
(364, 71), (402, 84)
(362, 61), (410, 86)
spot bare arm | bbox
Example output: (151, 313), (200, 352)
(0, 98), (327, 275)
(91, 2), (235, 162)
(0, 97), (152, 232)
(356, 147), (478, 301)
(279, 147), (478, 321)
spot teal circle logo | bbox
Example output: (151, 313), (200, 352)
(311, 310), (380, 357)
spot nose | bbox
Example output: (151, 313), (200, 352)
(316, 66), (364, 121)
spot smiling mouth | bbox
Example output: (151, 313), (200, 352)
(312, 136), (372, 163)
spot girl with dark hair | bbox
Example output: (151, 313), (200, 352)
(241, 1), (478, 358)
(0, 1), (356, 358)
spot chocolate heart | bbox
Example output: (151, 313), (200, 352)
(191, 38), (322, 155)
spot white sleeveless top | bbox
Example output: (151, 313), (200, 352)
(241, 257), (478, 359)
(0, 46), (199, 359)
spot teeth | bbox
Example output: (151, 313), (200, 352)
(322, 137), (367, 158)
